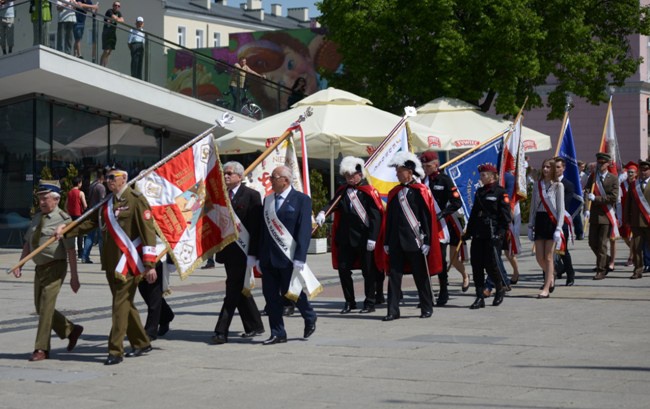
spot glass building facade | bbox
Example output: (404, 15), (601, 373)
(0, 95), (189, 247)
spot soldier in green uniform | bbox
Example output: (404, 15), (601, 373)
(58, 167), (157, 365)
(10, 180), (83, 362)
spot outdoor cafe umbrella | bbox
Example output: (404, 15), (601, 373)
(410, 97), (552, 153)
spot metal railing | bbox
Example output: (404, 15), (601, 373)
(3, 0), (294, 118)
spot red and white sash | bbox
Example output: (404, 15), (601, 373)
(262, 196), (322, 300)
(538, 181), (570, 254)
(630, 180), (650, 225)
(115, 237), (166, 276)
(347, 187), (369, 226)
(398, 188), (424, 247)
(594, 176), (620, 238)
(104, 200), (155, 277)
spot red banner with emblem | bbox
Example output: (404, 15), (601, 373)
(136, 134), (237, 279)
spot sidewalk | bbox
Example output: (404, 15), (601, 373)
(1, 238), (649, 409)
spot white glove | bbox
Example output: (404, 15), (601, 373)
(366, 240), (376, 251)
(527, 226), (534, 242)
(246, 255), (256, 269)
(421, 244), (430, 256)
(383, 245), (390, 255)
(584, 210), (590, 219)
(293, 260), (305, 270)
(315, 211), (326, 226)
(587, 193), (596, 201)
(553, 229), (562, 243)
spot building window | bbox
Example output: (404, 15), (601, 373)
(196, 29), (204, 48)
(213, 32), (221, 47)
(177, 26), (186, 46)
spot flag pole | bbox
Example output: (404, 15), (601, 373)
(243, 107), (313, 177)
(312, 107), (416, 235)
(585, 94), (614, 226)
(554, 96), (572, 157)
(8, 113), (237, 274)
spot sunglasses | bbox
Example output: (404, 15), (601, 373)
(107, 173), (124, 180)
(224, 171), (239, 176)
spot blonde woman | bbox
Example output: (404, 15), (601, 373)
(528, 158), (565, 298)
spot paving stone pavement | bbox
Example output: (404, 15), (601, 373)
(0, 237), (649, 409)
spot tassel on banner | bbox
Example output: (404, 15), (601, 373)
(241, 267), (255, 297)
(285, 264), (323, 301)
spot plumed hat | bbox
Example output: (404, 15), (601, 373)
(389, 151), (424, 178)
(339, 156), (365, 176)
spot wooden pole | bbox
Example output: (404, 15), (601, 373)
(8, 114), (236, 274)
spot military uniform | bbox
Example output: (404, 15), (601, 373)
(68, 185), (156, 358)
(623, 160), (650, 279)
(465, 180), (511, 308)
(424, 169), (461, 305)
(25, 208), (78, 354)
(585, 171), (619, 279)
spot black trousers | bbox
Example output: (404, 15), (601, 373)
(470, 238), (503, 295)
(387, 247), (433, 316)
(438, 242), (449, 293)
(137, 263), (174, 340)
(337, 243), (380, 307)
(214, 251), (264, 336)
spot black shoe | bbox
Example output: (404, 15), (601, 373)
(104, 354), (123, 365)
(158, 322), (170, 337)
(436, 291), (449, 306)
(282, 306), (295, 317)
(565, 279), (574, 286)
(469, 298), (485, 310)
(382, 314), (399, 321)
(420, 311), (433, 318)
(200, 262), (215, 270)
(212, 333), (227, 344)
(125, 345), (153, 357)
(303, 320), (316, 338)
(492, 290), (505, 306)
(262, 335), (287, 345)
(340, 302), (356, 314)
(359, 306), (375, 314)
(549, 285), (555, 293)
(240, 329), (265, 338)
(82, 259), (93, 264)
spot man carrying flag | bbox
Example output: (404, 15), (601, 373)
(419, 150), (463, 306)
(585, 152), (619, 280)
(315, 156), (385, 314)
(59, 166), (156, 365)
(383, 152), (442, 321)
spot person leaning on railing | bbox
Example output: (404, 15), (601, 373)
(0, 0), (15, 54)
(30, 0), (52, 46)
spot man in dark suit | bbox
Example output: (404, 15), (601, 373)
(623, 159), (650, 279)
(554, 157), (576, 286)
(316, 156), (384, 314)
(254, 165), (316, 345)
(585, 152), (620, 280)
(212, 161), (265, 344)
(383, 152), (442, 321)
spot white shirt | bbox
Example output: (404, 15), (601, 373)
(128, 28), (145, 44)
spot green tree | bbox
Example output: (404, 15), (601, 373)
(317, 0), (650, 118)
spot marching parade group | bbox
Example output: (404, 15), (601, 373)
(8, 147), (650, 365)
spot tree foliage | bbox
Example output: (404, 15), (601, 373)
(317, 0), (650, 118)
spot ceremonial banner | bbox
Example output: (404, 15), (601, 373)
(136, 134), (237, 279)
(366, 124), (409, 200)
(245, 133), (306, 200)
(446, 133), (505, 217)
(600, 97), (622, 175)
(557, 117), (584, 217)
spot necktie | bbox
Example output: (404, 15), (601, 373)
(32, 214), (45, 249)
(275, 194), (282, 211)
(642, 181), (647, 191)
(229, 190), (234, 201)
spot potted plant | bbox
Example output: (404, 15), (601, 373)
(308, 169), (329, 254)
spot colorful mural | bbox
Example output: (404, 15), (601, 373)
(167, 28), (342, 117)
